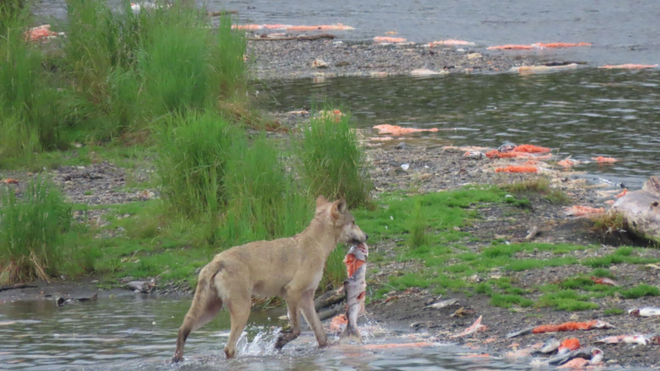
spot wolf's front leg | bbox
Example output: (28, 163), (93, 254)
(275, 295), (301, 349)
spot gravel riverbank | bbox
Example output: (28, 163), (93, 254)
(247, 37), (576, 80)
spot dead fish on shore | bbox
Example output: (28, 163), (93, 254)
(596, 334), (656, 345)
(340, 243), (368, 343)
(507, 320), (613, 339)
(532, 337), (561, 354)
(590, 276), (619, 286)
(629, 307), (660, 317)
(426, 298), (458, 309)
(125, 280), (155, 293)
(450, 315), (488, 338)
(549, 347), (604, 366)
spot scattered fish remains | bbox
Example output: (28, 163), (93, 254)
(590, 276), (619, 286)
(488, 42), (591, 50)
(534, 338), (561, 354)
(550, 347), (604, 366)
(340, 243), (369, 343)
(506, 320), (614, 338)
(426, 298), (459, 309)
(596, 334), (658, 345)
(451, 315), (488, 338)
(629, 307), (660, 317)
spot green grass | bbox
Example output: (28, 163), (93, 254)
(490, 294), (534, 308)
(604, 308), (624, 316)
(500, 178), (569, 205)
(321, 246), (349, 290)
(156, 110), (239, 217)
(2, 0), (249, 165)
(0, 5), (63, 161)
(350, 186), (660, 313)
(407, 199), (427, 249)
(537, 290), (599, 311)
(295, 107), (372, 208)
(591, 268), (615, 279)
(582, 251), (657, 268)
(621, 284), (660, 299)
(220, 134), (311, 246)
(0, 177), (72, 283)
(500, 178), (550, 193)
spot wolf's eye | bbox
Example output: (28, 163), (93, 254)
(352, 220), (356, 225)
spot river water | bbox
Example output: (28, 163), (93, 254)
(0, 297), (531, 370)
(34, 0), (660, 65)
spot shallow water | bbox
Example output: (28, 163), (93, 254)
(260, 69), (660, 189)
(0, 297), (537, 370)
(34, 0), (660, 65)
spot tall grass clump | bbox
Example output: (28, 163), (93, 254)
(0, 3), (62, 161)
(0, 0), (27, 34)
(138, 7), (209, 115)
(209, 15), (248, 101)
(0, 177), (72, 283)
(408, 199), (428, 248)
(320, 246), (348, 290)
(156, 110), (239, 217)
(62, 0), (248, 136)
(295, 109), (372, 208)
(221, 135), (311, 246)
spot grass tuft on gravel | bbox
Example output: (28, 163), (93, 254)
(0, 177), (72, 283)
(295, 107), (372, 208)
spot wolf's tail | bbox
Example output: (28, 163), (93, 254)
(340, 323), (362, 343)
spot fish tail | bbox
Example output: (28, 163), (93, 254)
(340, 323), (362, 343)
(505, 326), (534, 339)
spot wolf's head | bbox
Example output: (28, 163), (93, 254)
(315, 196), (368, 244)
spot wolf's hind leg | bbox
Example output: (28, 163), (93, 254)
(173, 279), (223, 363)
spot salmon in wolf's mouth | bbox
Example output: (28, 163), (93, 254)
(340, 242), (368, 343)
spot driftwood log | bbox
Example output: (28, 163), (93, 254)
(314, 287), (345, 311)
(613, 176), (660, 243)
(249, 34), (335, 41)
(318, 304), (344, 321)
(208, 10), (238, 16)
(0, 284), (37, 292)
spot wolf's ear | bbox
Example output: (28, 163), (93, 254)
(316, 195), (328, 208)
(337, 199), (347, 214)
(331, 199), (347, 220)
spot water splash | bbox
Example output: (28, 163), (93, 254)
(238, 326), (281, 356)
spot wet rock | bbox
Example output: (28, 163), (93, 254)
(395, 142), (407, 150)
(125, 281), (155, 293)
(312, 58), (328, 68)
(612, 176), (660, 243)
(410, 68), (445, 76)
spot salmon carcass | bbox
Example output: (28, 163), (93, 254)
(340, 243), (369, 343)
(451, 315), (488, 338)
